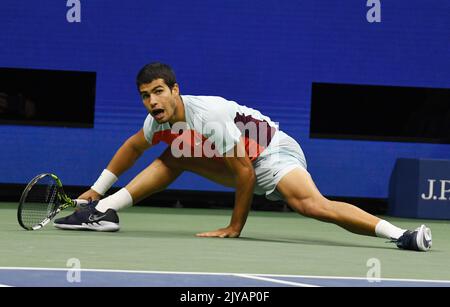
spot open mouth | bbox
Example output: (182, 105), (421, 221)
(151, 109), (164, 119)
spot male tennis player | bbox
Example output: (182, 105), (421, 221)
(54, 63), (432, 251)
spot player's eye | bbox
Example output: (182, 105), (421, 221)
(142, 94), (149, 100)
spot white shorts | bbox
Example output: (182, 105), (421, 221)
(252, 130), (308, 201)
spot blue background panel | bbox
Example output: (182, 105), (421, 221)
(0, 1), (449, 198)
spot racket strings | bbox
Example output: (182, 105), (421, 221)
(20, 176), (59, 228)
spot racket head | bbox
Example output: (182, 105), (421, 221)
(17, 173), (74, 230)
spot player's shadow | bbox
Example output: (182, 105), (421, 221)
(119, 229), (201, 239)
(121, 229), (394, 250)
(238, 236), (395, 250)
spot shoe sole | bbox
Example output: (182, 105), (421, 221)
(416, 224), (432, 251)
(53, 221), (120, 232)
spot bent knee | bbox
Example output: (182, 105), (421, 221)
(159, 147), (183, 169)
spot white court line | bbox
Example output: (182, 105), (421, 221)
(255, 273), (450, 284)
(0, 284), (12, 287)
(0, 267), (449, 284)
(235, 274), (319, 287)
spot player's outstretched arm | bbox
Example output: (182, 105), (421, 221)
(78, 129), (152, 200)
(196, 138), (256, 238)
(106, 128), (152, 176)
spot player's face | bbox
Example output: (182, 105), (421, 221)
(139, 79), (179, 123)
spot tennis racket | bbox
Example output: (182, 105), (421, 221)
(17, 173), (88, 230)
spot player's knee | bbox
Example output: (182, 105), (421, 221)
(159, 147), (183, 169)
(289, 197), (333, 220)
(288, 197), (314, 216)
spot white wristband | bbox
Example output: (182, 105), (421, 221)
(91, 169), (118, 196)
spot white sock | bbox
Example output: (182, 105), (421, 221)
(95, 188), (133, 213)
(375, 220), (406, 240)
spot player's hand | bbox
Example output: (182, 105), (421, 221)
(77, 189), (102, 202)
(196, 226), (241, 238)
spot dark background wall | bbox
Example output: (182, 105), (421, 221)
(0, 0), (449, 199)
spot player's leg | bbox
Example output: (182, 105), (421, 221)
(276, 168), (382, 236)
(54, 147), (234, 231)
(126, 147), (235, 204)
(97, 146), (234, 210)
(275, 168), (432, 251)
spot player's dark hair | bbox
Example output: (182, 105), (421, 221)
(136, 62), (177, 90)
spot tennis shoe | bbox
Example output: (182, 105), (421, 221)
(53, 200), (120, 232)
(394, 225), (432, 252)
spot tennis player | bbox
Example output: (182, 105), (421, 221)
(54, 63), (432, 251)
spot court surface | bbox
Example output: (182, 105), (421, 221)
(1, 202), (449, 287)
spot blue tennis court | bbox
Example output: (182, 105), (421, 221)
(1, 267), (450, 287)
